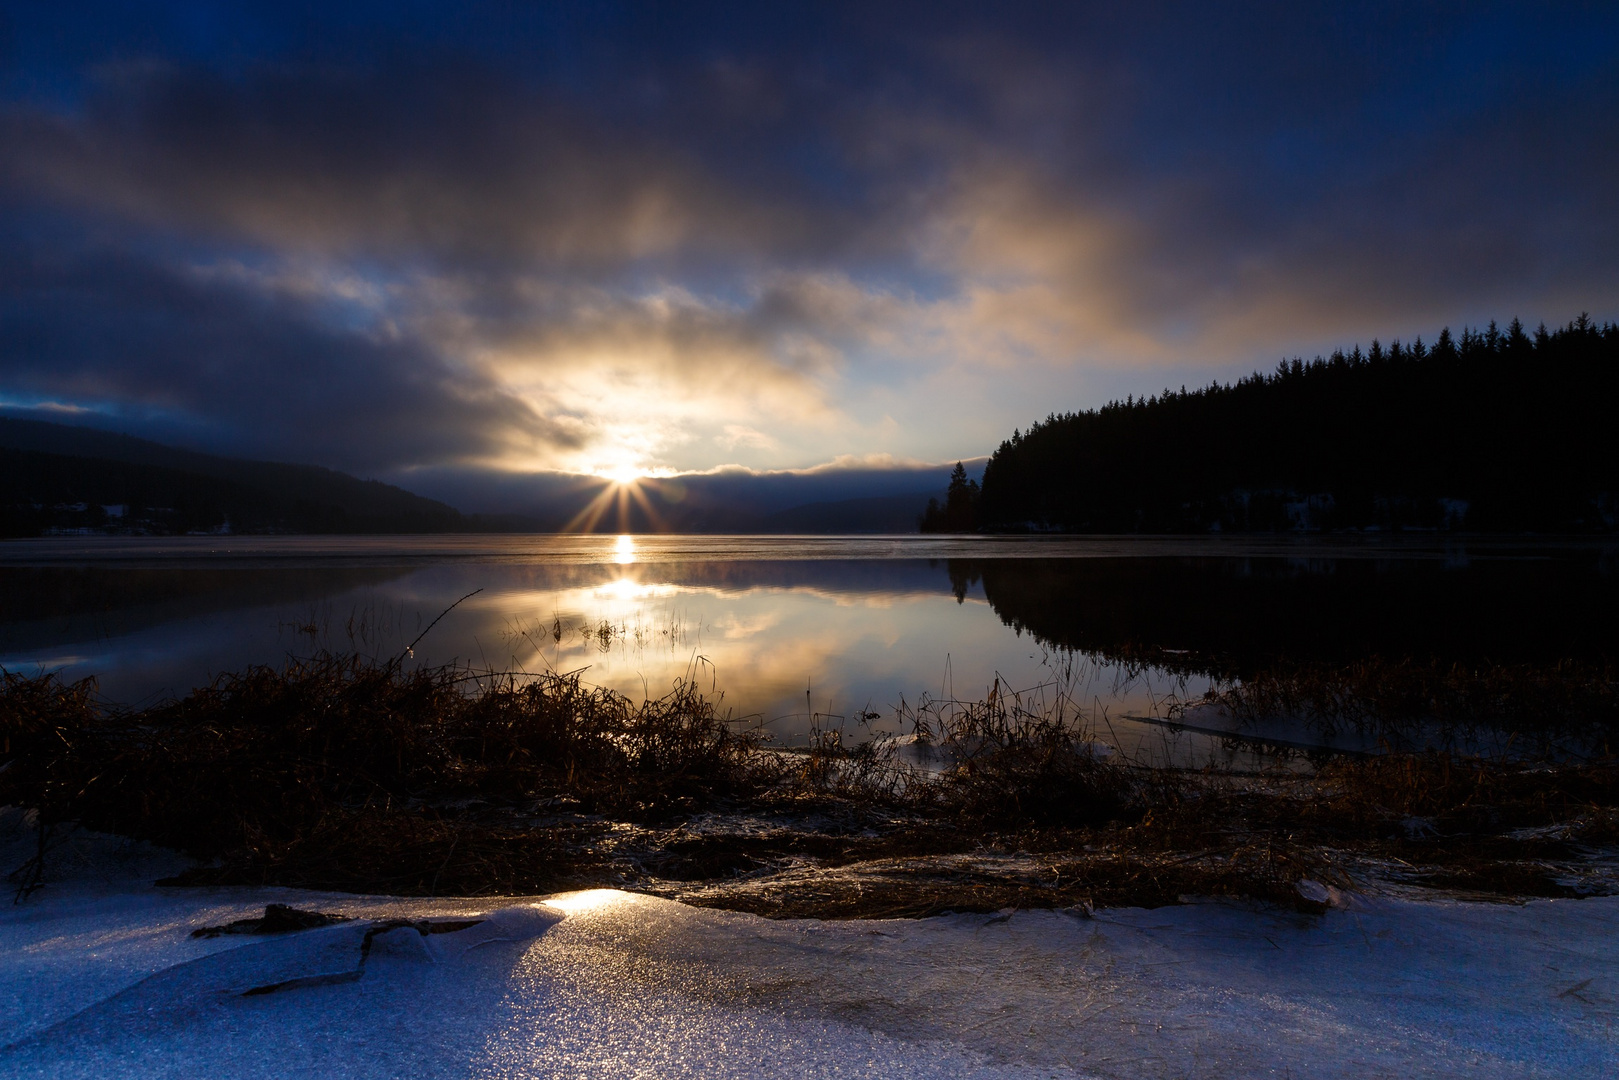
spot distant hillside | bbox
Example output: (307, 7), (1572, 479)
(0, 419), (464, 536)
(978, 316), (1619, 533)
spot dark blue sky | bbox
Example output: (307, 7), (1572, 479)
(2, 2), (1615, 495)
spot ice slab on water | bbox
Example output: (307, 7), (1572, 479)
(2, 871), (1616, 1078)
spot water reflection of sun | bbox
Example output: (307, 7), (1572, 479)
(597, 576), (656, 603)
(614, 534), (635, 564)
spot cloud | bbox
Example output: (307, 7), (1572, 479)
(0, 55), (876, 271)
(718, 425), (776, 451)
(0, 232), (573, 471)
(0, 4), (1615, 479)
(0, 46), (933, 472)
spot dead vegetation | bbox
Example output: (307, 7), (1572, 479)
(3, 654), (1617, 915)
(0, 654), (765, 897)
(1207, 656), (1619, 754)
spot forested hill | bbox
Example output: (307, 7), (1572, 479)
(978, 316), (1619, 533)
(0, 419), (464, 536)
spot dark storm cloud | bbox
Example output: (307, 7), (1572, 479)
(0, 228), (574, 472)
(0, 49), (886, 270)
(0, 2), (1615, 478)
(5, 4), (1616, 289)
(907, 4), (1619, 343)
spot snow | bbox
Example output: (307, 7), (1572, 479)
(2, 828), (1616, 1078)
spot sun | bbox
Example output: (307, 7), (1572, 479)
(563, 457), (670, 533)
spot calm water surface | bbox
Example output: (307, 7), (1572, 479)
(2, 534), (1613, 763)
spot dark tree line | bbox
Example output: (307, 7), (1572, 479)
(977, 315), (1619, 532)
(0, 449), (465, 537)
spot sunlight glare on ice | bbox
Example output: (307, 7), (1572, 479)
(544, 889), (636, 914)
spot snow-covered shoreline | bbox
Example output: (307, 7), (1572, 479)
(3, 829), (1615, 1078)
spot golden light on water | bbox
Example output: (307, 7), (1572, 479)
(594, 576), (679, 606)
(613, 534), (636, 564)
(600, 577), (641, 604)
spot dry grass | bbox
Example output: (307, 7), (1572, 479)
(4, 655), (1617, 912)
(1, 654), (769, 896)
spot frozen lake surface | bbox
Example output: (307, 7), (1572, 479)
(3, 826), (1616, 1079)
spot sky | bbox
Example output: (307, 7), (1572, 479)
(1, 2), (1616, 501)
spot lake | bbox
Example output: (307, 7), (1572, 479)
(2, 533), (1614, 765)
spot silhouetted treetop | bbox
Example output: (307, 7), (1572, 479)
(919, 461), (982, 532)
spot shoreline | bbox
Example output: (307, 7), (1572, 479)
(5, 654), (1615, 916)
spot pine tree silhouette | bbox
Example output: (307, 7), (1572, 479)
(975, 316), (1619, 534)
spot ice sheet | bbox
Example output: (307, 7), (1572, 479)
(2, 841), (1615, 1078)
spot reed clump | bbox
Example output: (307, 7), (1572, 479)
(788, 677), (1150, 827)
(907, 690), (1144, 828)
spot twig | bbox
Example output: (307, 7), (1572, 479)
(396, 589), (483, 666)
